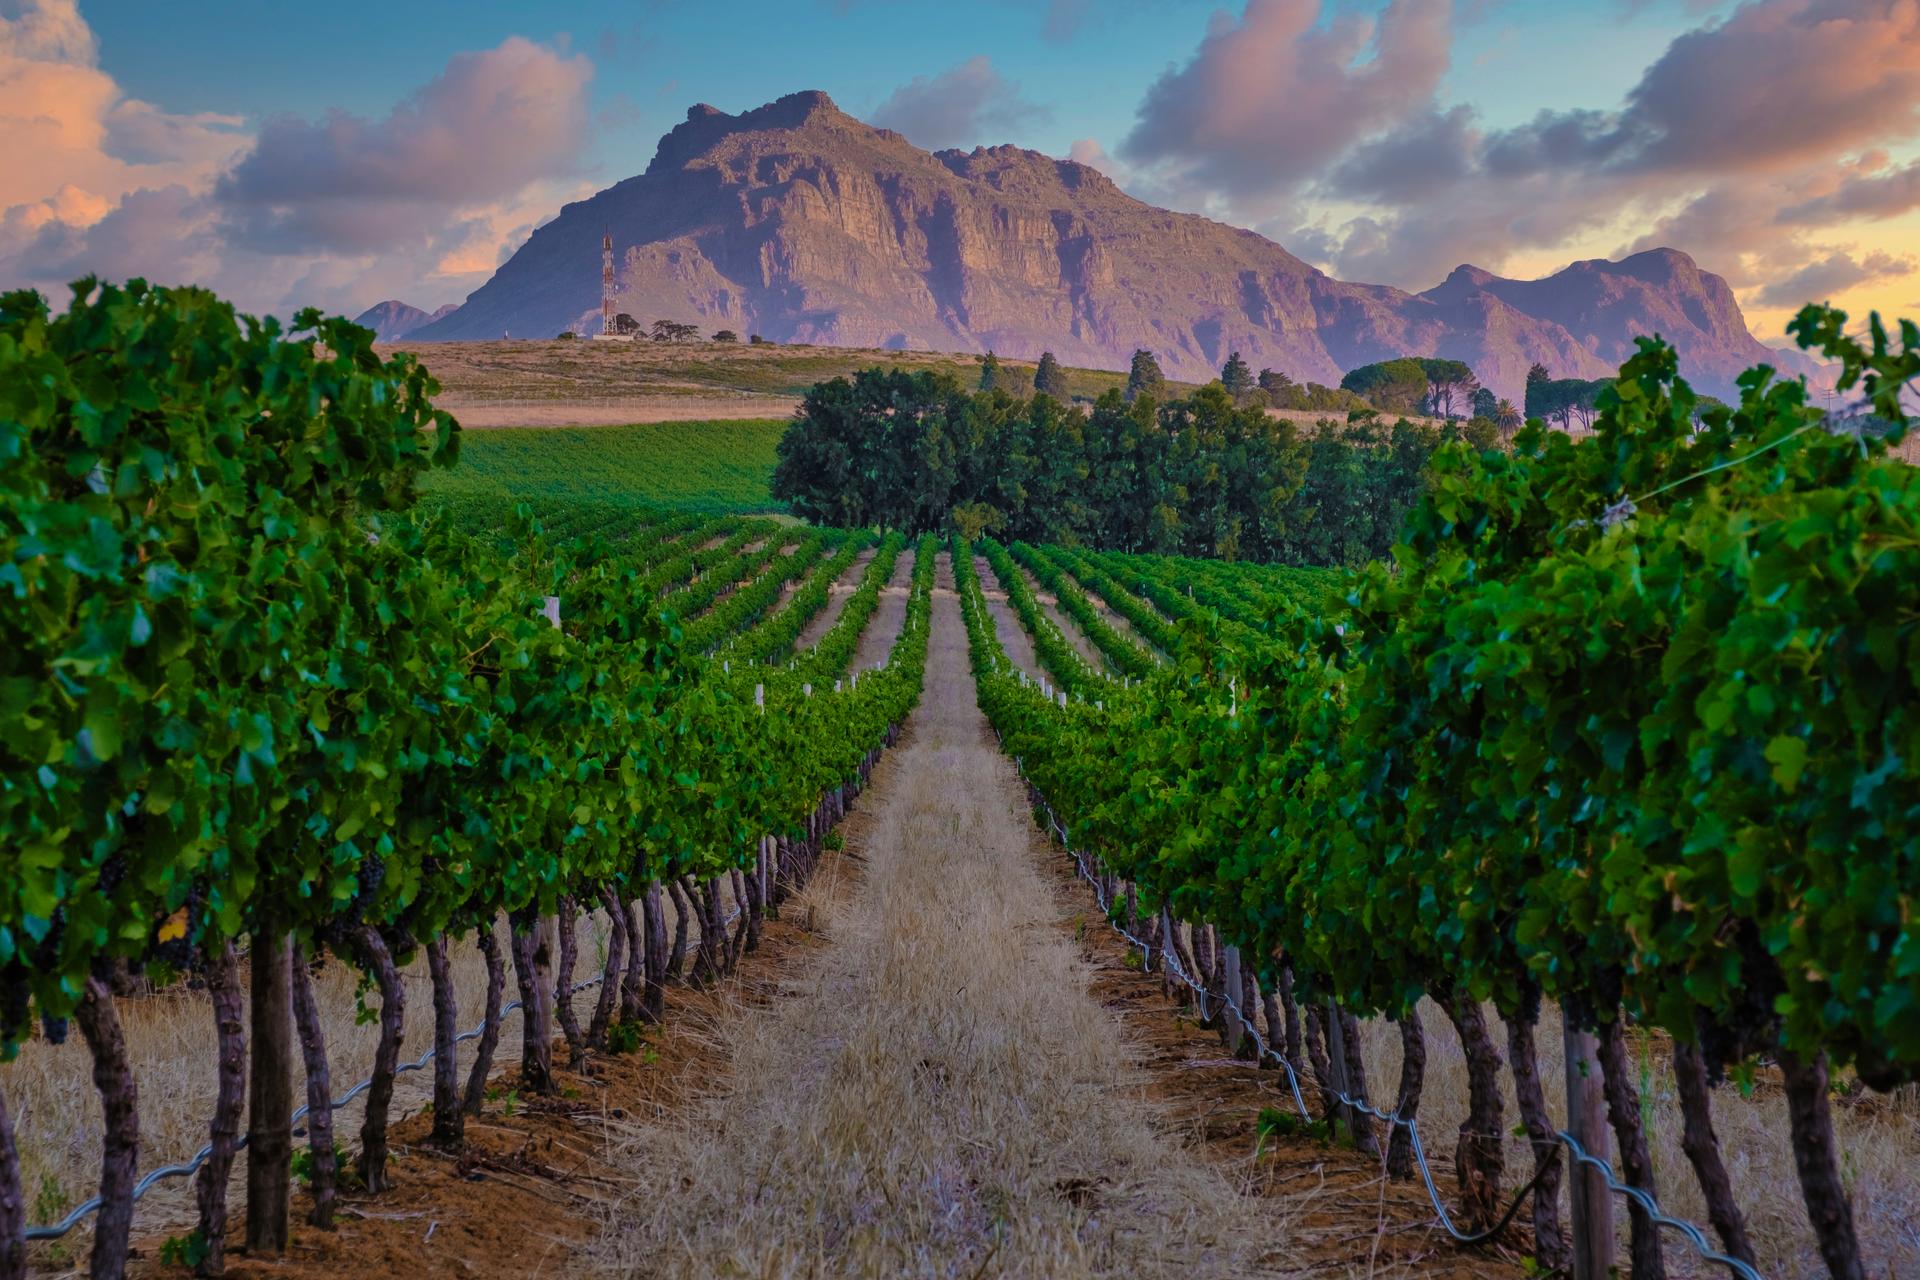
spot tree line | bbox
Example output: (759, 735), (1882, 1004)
(771, 369), (1497, 566)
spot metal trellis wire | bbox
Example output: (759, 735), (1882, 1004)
(1022, 776), (1763, 1280)
(26, 904), (743, 1243)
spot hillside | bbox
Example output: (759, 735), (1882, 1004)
(384, 336), (1173, 428)
(409, 90), (1811, 402)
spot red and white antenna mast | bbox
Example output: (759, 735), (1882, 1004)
(601, 231), (616, 335)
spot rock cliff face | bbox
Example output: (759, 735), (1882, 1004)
(410, 90), (1804, 402)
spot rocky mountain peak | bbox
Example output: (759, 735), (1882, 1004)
(415, 92), (1808, 402)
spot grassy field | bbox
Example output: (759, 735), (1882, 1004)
(388, 337), (1197, 427)
(423, 418), (785, 515)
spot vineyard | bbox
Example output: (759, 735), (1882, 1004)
(419, 418), (786, 517)
(1, 277), (1917, 1280)
(953, 313), (1920, 1279)
(0, 281), (934, 1276)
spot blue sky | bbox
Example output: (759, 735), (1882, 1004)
(79, 0), (1710, 178)
(5, 0), (1917, 336)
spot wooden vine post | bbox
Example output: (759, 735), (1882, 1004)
(1562, 1021), (1614, 1280)
(245, 933), (294, 1255)
(1220, 945), (1247, 1056)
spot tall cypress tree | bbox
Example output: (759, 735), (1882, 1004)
(978, 350), (1003, 392)
(1125, 349), (1166, 404)
(1525, 362), (1551, 418)
(1221, 351), (1255, 402)
(1034, 351), (1070, 399)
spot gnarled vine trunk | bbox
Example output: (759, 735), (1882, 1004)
(195, 940), (245, 1275)
(1595, 1014), (1666, 1279)
(462, 921), (506, 1116)
(1276, 963), (1304, 1080)
(1303, 1003), (1339, 1124)
(287, 943), (336, 1228)
(1504, 1002), (1566, 1270)
(1238, 964), (1260, 1062)
(425, 935), (463, 1148)
(0, 1081), (23, 1280)
(1386, 1005), (1426, 1180)
(75, 973), (137, 1280)
(1779, 1048), (1865, 1280)
(356, 925), (405, 1193)
(621, 892), (647, 1025)
(589, 887), (626, 1051)
(728, 868), (750, 972)
(1671, 1038), (1755, 1268)
(642, 881), (668, 1022)
(1443, 992), (1505, 1235)
(686, 877), (721, 988)
(665, 879), (692, 982)
(1337, 1010), (1380, 1158)
(508, 911), (555, 1096)
(743, 857), (764, 953)
(553, 896), (585, 1064)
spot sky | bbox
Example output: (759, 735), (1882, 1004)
(2, 0), (1917, 343)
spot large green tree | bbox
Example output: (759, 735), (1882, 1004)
(1340, 358), (1429, 414)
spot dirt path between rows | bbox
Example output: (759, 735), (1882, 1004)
(1014, 561), (1112, 674)
(590, 553), (1289, 1279)
(849, 548), (915, 672)
(793, 546), (878, 651)
(973, 555), (1046, 683)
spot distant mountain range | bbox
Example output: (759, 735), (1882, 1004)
(406, 89), (1817, 403)
(353, 300), (459, 342)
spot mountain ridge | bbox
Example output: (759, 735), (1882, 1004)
(409, 90), (1809, 402)
(355, 300), (458, 342)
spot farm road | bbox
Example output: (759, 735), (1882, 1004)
(592, 552), (1288, 1278)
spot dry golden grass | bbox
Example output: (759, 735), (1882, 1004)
(1343, 1003), (1920, 1279)
(589, 558), (1294, 1279)
(384, 338), (1161, 428)
(0, 899), (761, 1270)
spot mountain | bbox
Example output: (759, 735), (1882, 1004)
(408, 90), (1806, 403)
(355, 300), (459, 342)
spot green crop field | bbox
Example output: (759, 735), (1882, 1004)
(421, 419), (787, 515)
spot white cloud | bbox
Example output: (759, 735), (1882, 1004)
(0, 1), (597, 318)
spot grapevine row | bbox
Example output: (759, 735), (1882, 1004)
(958, 312), (1920, 1280)
(0, 281), (935, 1278)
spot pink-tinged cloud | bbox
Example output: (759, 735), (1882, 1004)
(1119, 0), (1452, 204)
(1127, 0), (1920, 326)
(215, 37), (592, 254)
(2, 5), (597, 319)
(1780, 158), (1920, 224)
(0, 4), (244, 212)
(1754, 249), (1916, 307)
(869, 56), (1046, 152)
(1614, 0), (1920, 175)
